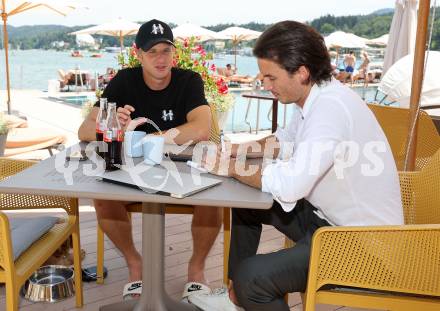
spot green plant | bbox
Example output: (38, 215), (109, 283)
(0, 113), (9, 135)
(95, 88), (103, 99)
(118, 43), (141, 68)
(118, 39), (234, 113)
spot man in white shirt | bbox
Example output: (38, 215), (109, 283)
(189, 21), (403, 311)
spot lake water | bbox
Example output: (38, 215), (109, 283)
(0, 49), (381, 132)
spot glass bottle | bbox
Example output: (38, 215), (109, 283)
(103, 102), (123, 170)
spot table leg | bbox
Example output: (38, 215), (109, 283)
(100, 202), (197, 311)
(244, 98), (252, 133)
(255, 99), (261, 134)
(272, 99), (278, 133)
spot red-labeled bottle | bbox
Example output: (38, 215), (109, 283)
(103, 102), (123, 170)
(96, 97), (108, 158)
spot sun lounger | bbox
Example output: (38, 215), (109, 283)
(5, 127), (66, 157)
(4, 114), (28, 129)
(58, 69), (90, 91)
(216, 67), (255, 85)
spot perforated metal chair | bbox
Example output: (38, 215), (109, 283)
(0, 158), (83, 311)
(96, 103), (232, 284)
(303, 148), (440, 311)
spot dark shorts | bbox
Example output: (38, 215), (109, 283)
(345, 66), (354, 73)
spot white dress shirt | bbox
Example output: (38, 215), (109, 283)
(262, 79), (403, 226)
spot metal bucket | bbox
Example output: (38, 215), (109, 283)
(22, 265), (75, 302)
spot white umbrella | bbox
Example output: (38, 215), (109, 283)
(324, 31), (367, 49)
(382, 0), (417, 74)
(379, 51), (440, 108)
(1, 0), (79, 114)
(366, 34), (390, 46)
(75, 33), (94, 46)
(172, 23), (219, 42)
(70, 18), (140, 50)
(217, 26), (262, 69)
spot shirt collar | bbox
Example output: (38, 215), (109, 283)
(298, 79), (332, 117)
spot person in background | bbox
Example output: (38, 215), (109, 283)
(224, 63), (236, 77)
(342, 50), (356, 85)
(354, 51), (373, 86)
(220, 63), (254, 85)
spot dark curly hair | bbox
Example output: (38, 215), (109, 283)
(254, 21), (332, 85)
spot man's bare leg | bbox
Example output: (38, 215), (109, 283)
(188, 206), (223, 284)
(94, 199), (142, 282)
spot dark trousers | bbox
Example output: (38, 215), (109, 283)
(228, 200), (331, 311)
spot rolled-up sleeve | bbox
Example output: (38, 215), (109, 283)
(261, 96), (351, 212)
(262, 161), (298, 212)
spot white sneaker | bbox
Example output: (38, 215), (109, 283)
(181, 282), (211, 303)
(188, 287), (244, 311)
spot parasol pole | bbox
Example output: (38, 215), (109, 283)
(404, 0), (431, 171)
(1, 6), (11, 114)
(119, 31), (123, 52)
(233, 40), (237, 71)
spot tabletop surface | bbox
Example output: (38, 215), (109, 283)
(0, 148), (273, 210)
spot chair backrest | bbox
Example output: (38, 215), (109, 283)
(0, 158), (35, 181)
(66, 73), (87, 86)
(368, 104), (440, 170)
(400, 148), (440, 225)
(0, 158), (75, 214)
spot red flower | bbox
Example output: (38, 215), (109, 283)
(216, 77), (225, 86)
(218, 84), (228, 94)
(210, 64), (216, 72)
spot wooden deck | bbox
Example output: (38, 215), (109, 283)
(0, 199), (373, 311)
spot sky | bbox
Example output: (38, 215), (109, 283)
(5, 0), (397, 27)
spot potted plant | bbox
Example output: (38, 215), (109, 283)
(80, 89), (103, 119)
(118, 39), (235, 130)
(0, 113), (9, 156)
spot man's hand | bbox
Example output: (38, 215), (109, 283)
(200, 145), (235, 177)
(117, 105), (135, 130)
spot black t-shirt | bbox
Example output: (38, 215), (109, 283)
(96, 67), (208, 134)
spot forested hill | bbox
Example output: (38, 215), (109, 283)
(3, 7), (440, 50)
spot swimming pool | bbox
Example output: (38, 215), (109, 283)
(49, 94), (96, 105)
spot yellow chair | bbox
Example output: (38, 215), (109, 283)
(96, 103), (232, 284)
(285, 104), (440, 252)
(0, 158), (83, 311)
(303, 148), (440, 311)
(368, 104), (440, 170)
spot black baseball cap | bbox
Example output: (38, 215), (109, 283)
(135, 19), (175, 52)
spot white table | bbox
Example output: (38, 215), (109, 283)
(0, 148), (273, 310)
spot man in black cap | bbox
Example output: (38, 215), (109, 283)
(78, 19), (221, 300)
